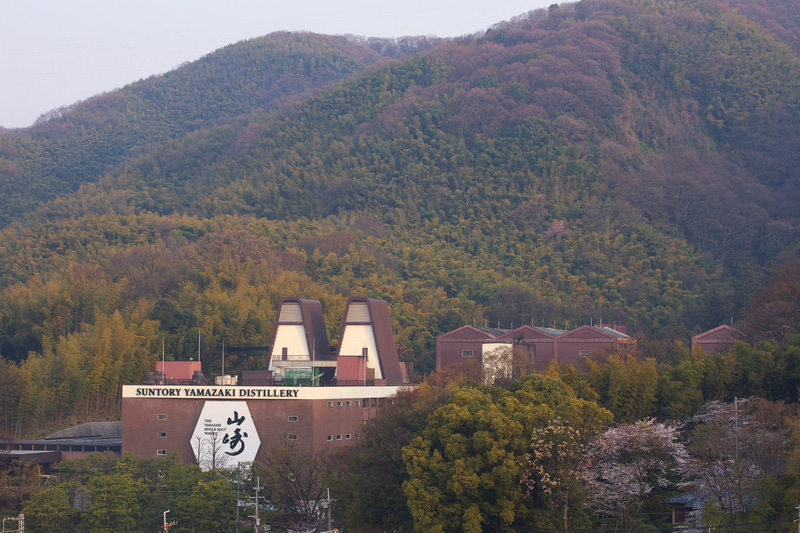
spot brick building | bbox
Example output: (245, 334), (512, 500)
(436, 323), (636, 374)
(691, 325), (747, 355)
(435, 325), (509, 371)
(122, 297), (412, 468)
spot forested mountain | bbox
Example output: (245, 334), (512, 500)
(0, 33), (438, 226)
(0, 0), (799, 433)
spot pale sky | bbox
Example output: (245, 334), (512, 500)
(0, 0), (553, 129)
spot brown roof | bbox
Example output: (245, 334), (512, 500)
(557, 324), (633, 341)
(494, 325), (565, 341)
(437, 325), (507, 342)
(271, 297), (333, 361)
(692, 324), (746, 342)
(692, 324), (747, 353)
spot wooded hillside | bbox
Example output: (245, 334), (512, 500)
(0, 0), (798, 434)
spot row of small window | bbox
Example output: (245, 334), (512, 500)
(327, 400), (359, 407)
(155, 430), (353, 455)
(326, 434), (359, 441)
(327, 399), (383, 407)
(158, 415), (300, 422)
(157, 432), (299, 455)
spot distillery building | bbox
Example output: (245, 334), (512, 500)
(122, 297), (413, 468)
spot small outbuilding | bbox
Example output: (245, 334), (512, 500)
(691, 325), (747, 354)
(665, 491), (705, 525)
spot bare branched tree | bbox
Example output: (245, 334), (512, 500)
(684, 397), (797, 526)
(192, 431), (233, 471)
(257, 441), (338, 532)
(482, 346), (535, 385)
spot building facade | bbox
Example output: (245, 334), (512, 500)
(435, 325), (509, 371)
(122, 385), (404, 467)
(436, 323), (636, 374)
(492, 326), (565, 371)
(554, 325), (636, 367)
(122, 297), (413, 468)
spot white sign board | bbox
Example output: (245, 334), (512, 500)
(123, 384), (410, 400)
(191, 401), (261, 470)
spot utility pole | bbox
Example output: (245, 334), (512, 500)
(235, 465), (241, 533)
(322, 488), (338, 532)
(795, 504), (800, 533)
(327, 488), (332, 532)
(251, 476), (263, 533)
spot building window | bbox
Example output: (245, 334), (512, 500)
(355, 433), (360, 439)
(337, 401), (342, 407)
(462, 350), (473, 357)
(288, 434), (298, 440)
(156, 449), (167, 456)
(157, 432), (167, 438)
(326, 435), (332, 441)
(362, 398), (368, 407)
(288, 416), (299, 422)
(157, 414), (167, 420)
(279, 302), (302, 322)
(336, 435), (342, 440)
(355, 400), (360, 406)
(580, 350), (591, 357)
(347, 302), (371, 323)
(327, 401), (333, 407)
(345, 434), (351, 440)
(346, 400), (351, 406)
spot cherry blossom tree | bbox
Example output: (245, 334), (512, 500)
(579, 419), (688, 529)
(544, 220), (568, 239)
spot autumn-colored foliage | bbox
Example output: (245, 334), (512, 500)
(0, 0), (799, 438)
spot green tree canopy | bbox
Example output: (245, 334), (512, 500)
(402, 376), (611, 532)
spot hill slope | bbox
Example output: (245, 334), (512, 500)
(0, 32), (439, 226)
(31, 0), (798, 267)
(0, 0), (798, 408)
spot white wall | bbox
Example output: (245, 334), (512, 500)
(271, 325), (310, 360)
(339, 325), (382, 379)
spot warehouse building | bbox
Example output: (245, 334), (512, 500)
(436, 323), (636, 375)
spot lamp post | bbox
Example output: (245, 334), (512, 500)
(162, 510), (176, 532)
